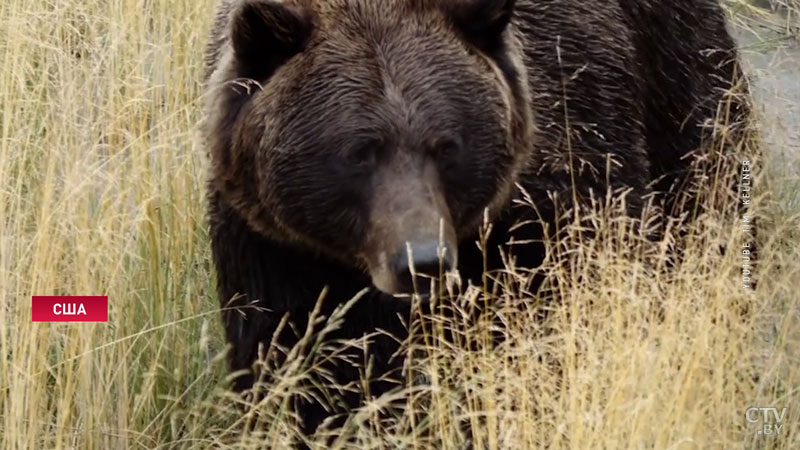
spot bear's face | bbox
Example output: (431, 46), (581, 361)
(206, 0), (532, 294)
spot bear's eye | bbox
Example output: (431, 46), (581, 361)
(344, 140), (379, 170)
(428, 137), (461, 161)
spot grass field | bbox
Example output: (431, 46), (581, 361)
(1, 1), (798, 449)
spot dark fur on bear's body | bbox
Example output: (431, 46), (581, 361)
(204, 0), (748, 434)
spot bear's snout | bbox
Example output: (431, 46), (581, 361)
(364, 160), (458, 296)
(391, 239), (456, 297)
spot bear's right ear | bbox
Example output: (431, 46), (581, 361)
(230, 0), (313, 79)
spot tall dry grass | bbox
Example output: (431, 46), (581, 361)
(0, 0), (798, 449)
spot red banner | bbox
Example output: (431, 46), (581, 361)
(32, 296), (109, 322)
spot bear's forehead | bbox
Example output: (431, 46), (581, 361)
(271, 53), (474, 150)
(312, 0), (433, 17)
(281, 1), (479, 104)
(259, 0), (502, 146)
(283, 46), (486, 142)
(310, 0), (450, 38)
(299, 2), (474, 88)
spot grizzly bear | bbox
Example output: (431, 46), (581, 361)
(203, 0), (748, 434)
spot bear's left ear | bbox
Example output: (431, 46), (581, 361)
(230, 0), (314, 80)
(448, 0), (516, 52)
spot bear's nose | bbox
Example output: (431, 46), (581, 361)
(392, 240), (455, 296)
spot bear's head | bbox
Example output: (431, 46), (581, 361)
(206, 0), (533, 295)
